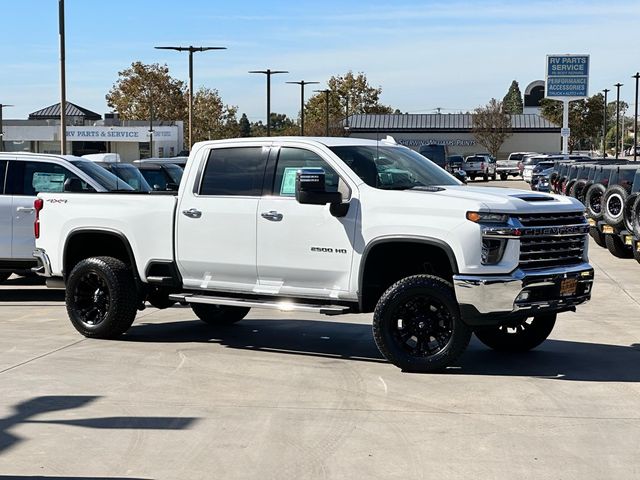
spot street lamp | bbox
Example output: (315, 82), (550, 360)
(633, 72), (639, 162)
(314, 89), (331, 137)
(602, 89), (609, 156)
(286, 80), (319, 136)
(614, 83), (623, 159)
(249, 69), (288, 136)
(58, 0), (67, 154)
(0, 104), (14, 152)
(155, 45), (226, 150)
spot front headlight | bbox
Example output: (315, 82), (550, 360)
(466, 211), (509, 223)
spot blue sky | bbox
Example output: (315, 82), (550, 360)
(1, 0), (638, 121)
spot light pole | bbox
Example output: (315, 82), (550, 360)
(314, 89), (331, 137)
(603, 88), (610, 156)
(614, 83), (623, 159)
(58, 0), (67, 154)
(249, 69), (288, 136)
(155, 46), (226, 150)
(633, 72), (639, 162)
(148, 96), (154, 158)
(286, 80), (318, 136)
(344, 94), (350, 134)
(0, 104), (14, 152)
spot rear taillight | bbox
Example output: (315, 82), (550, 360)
(34, 198), (44, 239)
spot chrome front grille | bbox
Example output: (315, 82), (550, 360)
(514, 212), (588, 270)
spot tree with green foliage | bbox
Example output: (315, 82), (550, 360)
(106, 61), (187, 122)
(304, 71), (393, 136)
(472, 99), (512, 159)
(239, 113), (251, 137)
(250, 113), (298, 137)
(540, 94), (605, 152)
(191, 87), (240, 143)
(502, 80), (523, 114)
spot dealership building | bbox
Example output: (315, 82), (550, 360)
(0, 102), (184, 162)
(346, 113), (560, 158)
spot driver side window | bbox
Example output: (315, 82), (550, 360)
(273, 148), (341, 197)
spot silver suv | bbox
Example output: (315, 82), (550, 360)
(0, 153), (132, 283)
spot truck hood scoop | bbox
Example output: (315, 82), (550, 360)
(508, 193), (556, 202)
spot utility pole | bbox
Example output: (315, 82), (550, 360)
(602, 88), (609, 156)
(633, 73), (639, 162)
(155, 46), (226, 149)
(314, 89), (331, 137)
(614, 83), (623, 159)
(249, 69), (288, 136)
(58, 0), (67, 154)
(286, 80), (318, 136)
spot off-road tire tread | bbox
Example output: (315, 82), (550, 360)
(605, 234), (633, 259)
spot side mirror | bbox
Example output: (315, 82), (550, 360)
(295, 168), (342, 206)
(63, 177), (84, 192)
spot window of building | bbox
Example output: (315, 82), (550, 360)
(273, 147), (340, 196)
(199, 147), (267, 196)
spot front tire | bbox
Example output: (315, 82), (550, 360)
(66, 256), (138, 338)
(474, 314), (556, 352)
(372, 275), (471, 372)
(191, 303), (250, 325)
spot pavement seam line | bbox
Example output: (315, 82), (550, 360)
(0, 338), (86, 375)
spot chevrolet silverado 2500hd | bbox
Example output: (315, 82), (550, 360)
(33, 137), (594, 372)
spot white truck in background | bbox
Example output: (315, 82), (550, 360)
(33, 137), (594, 372)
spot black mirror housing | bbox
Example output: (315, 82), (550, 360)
(295, 168), (342, 205)
(63, 177), (84, 192)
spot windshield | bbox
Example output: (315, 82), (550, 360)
(330, 145), (459, 190)
(70, 161), (134, 191)
(109, 164), (152, 191)
(163, 164), (184, 184)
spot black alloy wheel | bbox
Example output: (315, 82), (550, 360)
(66, 256), (138, 338)
(474, 314), (556, 352)
(373, 275), (471, 372)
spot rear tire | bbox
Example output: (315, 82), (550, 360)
(491, 172), (497, 181)
(602, 185), (629, 228)
(372, 275), (471, 372)
(605, 234), (633, 259)
(474, 314), (556, 352)
(66, 256), (138, 338)
(500, 173), (507, 181)
(191, 303), (250, 325)
(585, 184), (606, 220)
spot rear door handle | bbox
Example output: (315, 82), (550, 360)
(182, 208), (202, 219)
(16, 207), (35, 213)
(261, 210), (283, 222)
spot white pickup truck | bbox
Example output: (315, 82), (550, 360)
(33, 137), (594, 372)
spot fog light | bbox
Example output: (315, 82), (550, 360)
(481, 238), (507, 264)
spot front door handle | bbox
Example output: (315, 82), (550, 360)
(261, 210), (283, 222)
(182, 208), (202, 219)
(16, 207), (35, 213)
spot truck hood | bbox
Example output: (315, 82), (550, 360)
(408, 185), (584, 213)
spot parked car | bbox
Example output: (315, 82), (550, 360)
(34, 136), (593, 373)
(529, 161), (555, 191)
(136, 163), (184, 191)
(530, 167), (553, 192)
(94, 162), (152, 192)
(463, 154), (496, 181)
(0, 153), (133, 283)
(417, 144), (448, 170)
(445, 155), (467, 183)
(134, 156), (188, 168)
(501, 152), (536, 180)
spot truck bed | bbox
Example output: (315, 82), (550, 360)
(37, 192), (177, 280)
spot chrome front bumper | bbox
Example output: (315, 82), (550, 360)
(453, 262), (594, 326)
(32, 248), (53, 277)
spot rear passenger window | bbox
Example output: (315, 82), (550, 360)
(6, 161), (85, 196)
(0, 161), (6, 194)
(200, 147), (267, 196)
